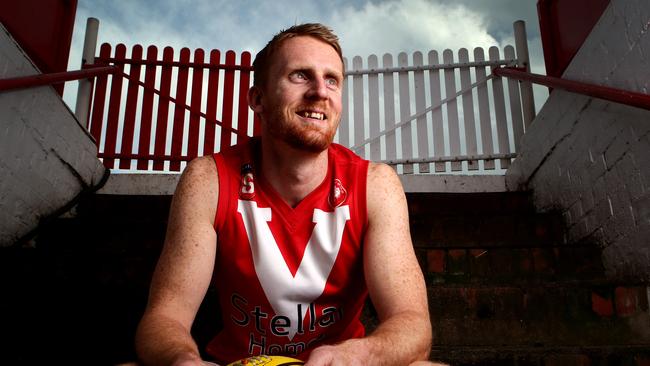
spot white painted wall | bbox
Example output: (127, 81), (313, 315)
(0, 23), (107, 246)
(506, 0), (650, 280)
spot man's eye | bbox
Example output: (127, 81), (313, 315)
(291, 71), (307, 80)
(326, 78), (339, 87)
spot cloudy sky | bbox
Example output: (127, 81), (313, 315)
(62, 0), (548, 108)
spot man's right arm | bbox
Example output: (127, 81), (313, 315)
(135, 156), (219, 366)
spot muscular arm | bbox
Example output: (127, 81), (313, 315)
(135, 156), (219, 366)
(307, 163), (432, 365)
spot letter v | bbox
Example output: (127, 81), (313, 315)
(237, 200), (350, 340)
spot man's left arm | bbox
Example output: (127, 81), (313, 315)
(306, 162), (432, 365)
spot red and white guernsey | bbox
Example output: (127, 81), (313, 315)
(206, 138), (369, 363)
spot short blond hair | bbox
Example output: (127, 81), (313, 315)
(253, 23), (343, 87)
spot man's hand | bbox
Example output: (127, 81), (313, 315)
(304, 339), (370, 366)
(305, 339), (447, 366)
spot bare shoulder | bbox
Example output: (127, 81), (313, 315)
(367, 161), (399, 181)
(178, 156), (218, 191)
(172, 155), (219, 222)
(366, 162), (405, 211)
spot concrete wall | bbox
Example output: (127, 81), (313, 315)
(0, 23), (106, 246)
(506, 0), (650, 281)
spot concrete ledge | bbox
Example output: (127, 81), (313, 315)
(400, 174), (508, 193)
(98, 173), (509, 195)
(97, 173), (181, 195)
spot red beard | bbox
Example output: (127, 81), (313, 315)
(268, 107), (338, 153)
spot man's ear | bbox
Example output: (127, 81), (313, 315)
(248, 85), (264, 114)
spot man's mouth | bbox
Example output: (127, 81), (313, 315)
(298, 110), (326, 121)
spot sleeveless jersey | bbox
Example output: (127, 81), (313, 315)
(206, 138), (369, 363)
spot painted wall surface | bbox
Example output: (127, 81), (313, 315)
(507, 0), (650, 280)
(0, 23), (106, 246)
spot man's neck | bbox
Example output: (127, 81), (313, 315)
(259, 138), (329, 208)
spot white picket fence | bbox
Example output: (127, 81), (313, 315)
(337, 46), (533, 174)
(336, 21), (535, 174)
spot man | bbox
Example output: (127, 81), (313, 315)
(135, 23), (432, 365)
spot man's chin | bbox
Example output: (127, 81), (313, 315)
(286, 134), (333, 153)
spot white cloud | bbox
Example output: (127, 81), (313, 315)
(331, 0), (499, 58)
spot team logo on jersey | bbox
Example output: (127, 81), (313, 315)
(237, 200), (351, 340)
(240, 163), (255, 200)
(328, 179), (347, 208)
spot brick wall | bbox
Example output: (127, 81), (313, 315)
(0, 23), (106, 246)
(506, 0), (650, 281)
(410, 192), (650, 365)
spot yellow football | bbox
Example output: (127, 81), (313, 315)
(226, 355), (304, 366)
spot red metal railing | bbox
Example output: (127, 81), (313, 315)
(494, 66), (650, 111)
(0, 65), (116, 91)
(88, 43), (259, 171)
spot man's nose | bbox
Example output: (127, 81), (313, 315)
(306, 78), (329, 100)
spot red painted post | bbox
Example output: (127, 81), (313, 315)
(89, 43), (111, 145)
(103, 43), (127, 169)
(204, 49), (221, 155)
(188, 48), (205, 160)
(236, 51), (252, 145)
(137, 45), (158, 170)
(220, 50), (236, 151)
(170, 48), (191, 171)
(153, 46), (174, 171)
(119, 44), (143, 169)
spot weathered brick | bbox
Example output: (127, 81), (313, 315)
(604, 131), (633, 169)
(591, 290), (614, 317)
(532, 248), (556, 275)
(427, 249), (445, 274)
(468, 248), (490, 280)
(447, 249), (467, 275)
(632, 194), (650, 227)
(615, 286), (644, 317)
(489, 248), (515, 278)
(636, 355), (650, 366)
(543, 354), (591, 366)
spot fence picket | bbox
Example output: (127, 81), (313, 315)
(188, 48), (204, 161)
(398, 52), (413, 174)
(137, 45), (157, 170)
(474, 47), (495, 170)
(153, 46), (174, 171)
(204, 50), (220, 156)
(220, 51), (236, 151)
(169, 48), (191, 171)
(119, 44), (143, 169)
(237, 51), (252, 144)
(505, 45), (524, 152)
(489, 46), (511, 169)
(353, 56), (365, 156)
(89, 43), (111, 149)
(413, 51), (429, 173)
(458, 48), (478, 171)
(103, 43), (127, 169)
(382, 54), (396, 165)
(367, 54), (380, 161)
(443, 49), (461, 171)
(428, 50), (445, 172)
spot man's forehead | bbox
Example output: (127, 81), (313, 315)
(273, 36), (344, 72)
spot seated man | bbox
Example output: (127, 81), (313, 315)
(135, 23), (432, 366)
